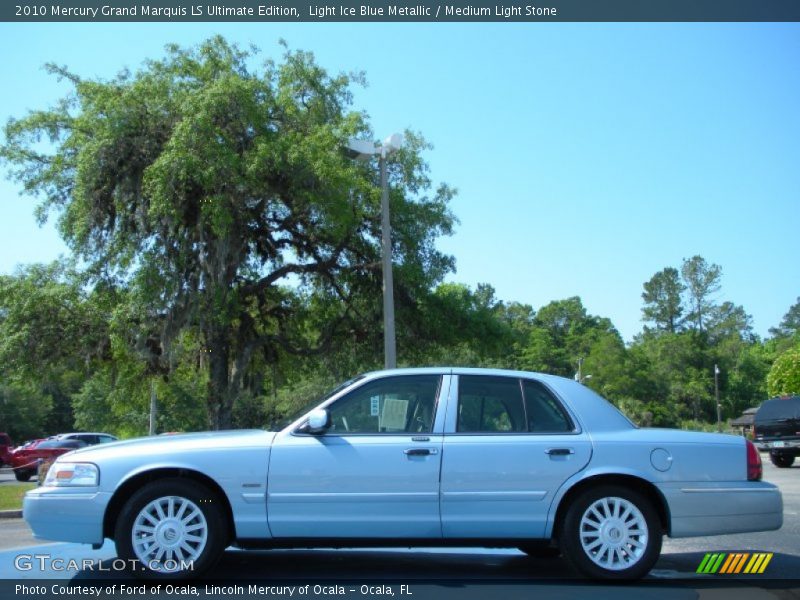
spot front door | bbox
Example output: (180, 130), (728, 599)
(268, 373), (448, 539)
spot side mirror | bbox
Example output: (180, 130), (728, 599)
(307, 409), (330, 434)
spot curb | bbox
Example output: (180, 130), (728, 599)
(0, 510), (22, 519)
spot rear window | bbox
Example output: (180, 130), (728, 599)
(38, 440), (86, 449)
(755, 396), (800, 422)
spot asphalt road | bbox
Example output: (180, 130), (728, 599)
(0, 458), (798, 599)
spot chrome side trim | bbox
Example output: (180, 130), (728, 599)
(442, 491), (547, 499)
(680, 487), (779, 493)
(269, 492), (438, 498)
(241, 492), (266, 503)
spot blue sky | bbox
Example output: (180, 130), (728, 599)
(0, 23), (798, 342)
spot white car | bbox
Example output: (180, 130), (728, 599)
(24, 368), (782, 580)
(54, 432), (118, 445)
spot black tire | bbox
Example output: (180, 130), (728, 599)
(518, 543), (561, 558)
(770, 453), (795, 468)
(559, 485), (662, 580)
(14, 469), (32, 482)
(114, 478), (228, 580)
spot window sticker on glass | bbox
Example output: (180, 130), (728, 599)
(370, 396), (380, 417)
(381, 397), (409, 431)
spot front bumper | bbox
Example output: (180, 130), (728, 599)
(656, 480), (783, 538)
(23, 487), (112, 545)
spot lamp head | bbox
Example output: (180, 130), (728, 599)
(383, 133), (404, 154)
(345, 138), (378, 161)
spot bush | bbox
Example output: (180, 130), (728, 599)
(767, 346), (800, 397)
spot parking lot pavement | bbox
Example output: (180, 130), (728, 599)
(0, 459), (796, 583)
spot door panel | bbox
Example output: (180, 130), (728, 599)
(268, 433), (443, 538)
(267, 373), (449, 539)
(440, 433), (591, 538)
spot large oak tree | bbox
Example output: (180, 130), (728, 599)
(1, 37), (455, 429)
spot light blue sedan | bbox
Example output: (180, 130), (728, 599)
(24, 368), (782, 580)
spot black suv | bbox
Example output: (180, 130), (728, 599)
(754, 395), (800, 468)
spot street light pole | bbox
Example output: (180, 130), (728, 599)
(345, 134), (403, 370)
(379, 151), (397, 369)
(715, 364), (722, 432)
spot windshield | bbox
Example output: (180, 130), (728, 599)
(267, 375), (366, 431)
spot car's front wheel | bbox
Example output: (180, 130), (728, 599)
(114, 478), (228, 579)
(560, 485), (662, 580)
(770, 453), (795, 468)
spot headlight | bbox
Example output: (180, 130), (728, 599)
(43, 462), (99, 487)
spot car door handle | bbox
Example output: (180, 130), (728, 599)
(546, 448), (574, 456)
(404, 448), (438, 456)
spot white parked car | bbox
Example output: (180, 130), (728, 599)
(54, 432), (118, 445)
(24, 368), (782, 580)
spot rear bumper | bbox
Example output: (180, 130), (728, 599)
(23, 487), (111, 545)
(762, 440), (800, 452)
(656, 481), (783, 538)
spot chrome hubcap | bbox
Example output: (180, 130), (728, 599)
(132, 495), (208, 572)
(579, 496), (648, 571)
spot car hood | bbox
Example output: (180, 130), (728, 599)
(65, 429), (277, 461)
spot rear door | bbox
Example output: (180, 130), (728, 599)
(440, 374), (592, 539)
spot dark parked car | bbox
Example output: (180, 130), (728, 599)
(754, 395), (800, 468)
(9, 439), (87, 481)
(0, 432), (13, 467)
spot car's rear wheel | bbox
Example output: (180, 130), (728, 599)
(770, 453), (795, 468)
(560, 485), (662, 580)
(114, 478), (228, 579)
(14, 469), (32, 482)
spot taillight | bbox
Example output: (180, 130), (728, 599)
(746, 440), (762, 481)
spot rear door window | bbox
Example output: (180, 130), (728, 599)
(457, 376), (525, 433)
(522, 380), (574, 432)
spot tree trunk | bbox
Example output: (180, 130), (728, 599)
(206, 328), (231, 430)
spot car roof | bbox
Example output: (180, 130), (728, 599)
(755, 395), (800, 420)
(56, 432), (117, 437)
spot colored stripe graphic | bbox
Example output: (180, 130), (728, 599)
(719, 554), (736, 574)
(757, 553), (773, 574)
(697, 552), (773, 575)
(697, 553), (726, 574)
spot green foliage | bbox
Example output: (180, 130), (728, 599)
(519, 297), (622, 379)
(0, 261), (111, 437)
(641, 267), (684, 333)
(0, 382), (53, 441)
(767, 346), (800, 397)
(678, 419), (721, 433)
(769, 297), (800, 354)
(1, 36), (455, 430)
(681, 255), (722, 333)
(0, 36), (790, 436)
